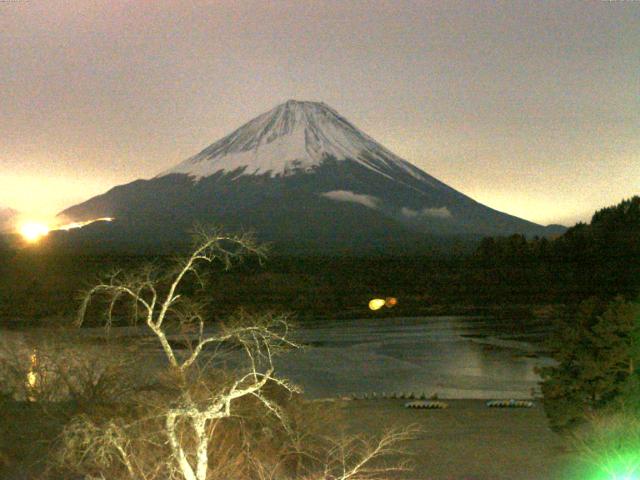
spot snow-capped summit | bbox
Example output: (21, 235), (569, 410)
(58, 101), (565, 253)
(160, 100), (433, 184)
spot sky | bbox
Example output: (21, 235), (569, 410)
(1, 0), (638, 228)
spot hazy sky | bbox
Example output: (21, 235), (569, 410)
(1, 0), (638, 227)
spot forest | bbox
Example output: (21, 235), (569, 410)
(1, 196), (638, 326)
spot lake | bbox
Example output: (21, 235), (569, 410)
(277, 316), (555, 399)
(0, 315), (556, 401)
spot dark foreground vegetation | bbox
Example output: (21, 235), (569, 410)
(1, 231), (416, 480)
(532, 197), (640, 477)
(0, 196), (638, 479)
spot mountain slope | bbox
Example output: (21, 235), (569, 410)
(58, 100), (564, 252)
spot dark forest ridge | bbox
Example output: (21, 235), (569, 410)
(4, 196), (636, 324)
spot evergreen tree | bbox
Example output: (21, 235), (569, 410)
(472, 195), (640, 303)
(537, 296), (640, 432)
(614, 304), (640, 415)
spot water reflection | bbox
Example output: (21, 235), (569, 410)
(26, 348), (38, 402)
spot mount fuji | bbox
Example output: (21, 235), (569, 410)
(57, 100), (564, 253)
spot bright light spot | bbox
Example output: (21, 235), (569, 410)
(27, 371), (37, 389)
(385, 297), (398, 308)
(19, 222), (49, 243)
(369, 298), (386, 311)
(27, 351), (38, 387)
(15, 217), (114, 244)
(584, 454), (640, 480)
(26, 350), (38, 401)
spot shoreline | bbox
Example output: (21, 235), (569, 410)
(0, 302), (564, 328)
(333, 398), (569, 480)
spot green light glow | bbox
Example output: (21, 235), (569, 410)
(572, 451), (640, 480)
(564, 412), (640, 480)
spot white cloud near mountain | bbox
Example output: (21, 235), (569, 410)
(401, 206), (452, 219)
(320, 190), (380, 209)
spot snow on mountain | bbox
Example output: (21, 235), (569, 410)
(160, 100), (444, 189)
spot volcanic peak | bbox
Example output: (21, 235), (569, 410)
(160, 100), (430, 182)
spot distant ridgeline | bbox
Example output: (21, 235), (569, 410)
(473, 196), (640, 302)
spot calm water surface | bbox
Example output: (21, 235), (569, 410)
(0, 316), (555, 401)
(277, 316), (555, 399)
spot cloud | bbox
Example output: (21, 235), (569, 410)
(401, 206), (452, 219)
(320, 190), (380, 209)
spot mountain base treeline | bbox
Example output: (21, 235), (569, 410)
(0, 196), (637, 325)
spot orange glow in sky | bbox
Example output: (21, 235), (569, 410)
(19, 222), (50, 243)
(1, 2), (638, 227)
(16, 217), (114, 244)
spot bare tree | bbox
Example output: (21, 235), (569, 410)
(65, 228), (417, 480)
(75, 229), (303, 480)
(310, 427), (418, 480)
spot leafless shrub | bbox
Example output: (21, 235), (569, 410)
(57, 415), (138, 479)
(0, 328), (139, 405)
(56, 398), (418, 480)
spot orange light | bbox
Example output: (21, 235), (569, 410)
(19, 222), (49, 243)
(385, 297), (398, 308)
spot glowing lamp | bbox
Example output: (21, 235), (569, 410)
(368, 298), (386, 311)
